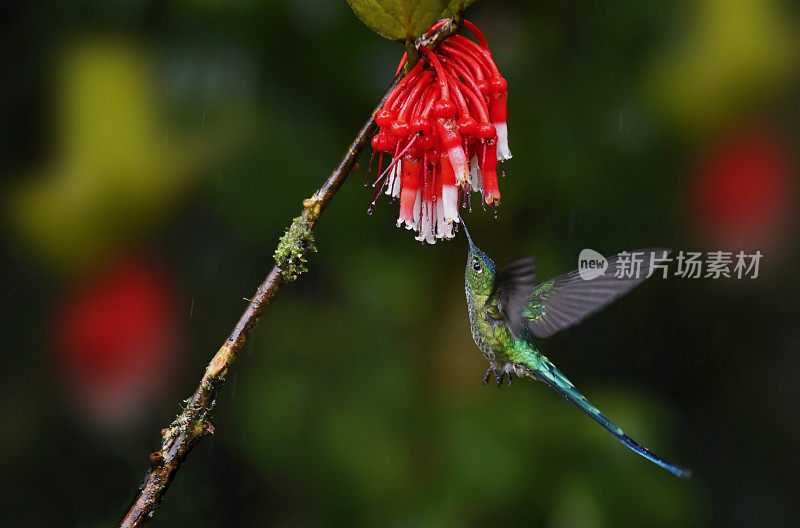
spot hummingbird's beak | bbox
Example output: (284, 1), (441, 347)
(460, 218), (475, 248)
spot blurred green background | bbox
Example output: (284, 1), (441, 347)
(2, 0), (799, 526)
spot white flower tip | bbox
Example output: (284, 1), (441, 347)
(442, 185), (460, 223)
(494, 122), (513, 161)
(415, 230), (435, 244)
(385, 161), (402, 197)
(469, 155), (481, 192)
(397, 218), (417, 231)
(447, 147), (471, 186)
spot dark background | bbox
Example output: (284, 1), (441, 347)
(2, 1), (799, 526)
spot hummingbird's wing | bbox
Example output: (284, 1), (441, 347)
(491, 257), (537, 338)
(522, 249), (671, 338)
(514, 354), (691, 478)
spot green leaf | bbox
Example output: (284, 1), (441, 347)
(346, 0), (452, 42)
(443, 0), (477, 18)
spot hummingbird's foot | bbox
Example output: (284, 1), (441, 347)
(496, 372), (505, 387)
(482, 367), (493, 386)
(500, 362), (514, 388)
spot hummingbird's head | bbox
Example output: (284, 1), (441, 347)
(461, 221), (497, 296)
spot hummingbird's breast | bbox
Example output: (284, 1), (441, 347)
(465, 291), (507, 366)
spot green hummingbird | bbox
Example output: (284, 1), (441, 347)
(461, 223), (691, 478)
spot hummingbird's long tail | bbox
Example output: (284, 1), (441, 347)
(521, 356), (692, 478)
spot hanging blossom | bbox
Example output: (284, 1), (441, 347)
(366, 20), (511, 244)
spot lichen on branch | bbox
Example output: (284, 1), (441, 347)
(274, 215), (317, 282)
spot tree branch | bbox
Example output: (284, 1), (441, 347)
(118, 17), (463, 528)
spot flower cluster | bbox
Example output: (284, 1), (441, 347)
(367, 20), (511, 243)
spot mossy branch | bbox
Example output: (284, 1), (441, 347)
(117, 17), (463, 528)
(274, 216), (317, 282)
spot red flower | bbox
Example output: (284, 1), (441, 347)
(368, 20), (511, 243)
(55, 258), (178, 426)
(691, 126), (794, 249)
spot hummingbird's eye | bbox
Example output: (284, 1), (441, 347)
(472, 258), (482, 273)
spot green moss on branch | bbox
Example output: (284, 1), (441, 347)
(274, 216), (317, 282)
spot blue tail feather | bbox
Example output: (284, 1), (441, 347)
(528, 357), (692, 479)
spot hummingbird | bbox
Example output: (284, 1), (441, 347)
(461, 223), (691, 478)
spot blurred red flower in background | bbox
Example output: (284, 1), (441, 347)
(691, 126), (794, 249)
(54, 257), (178, 426)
